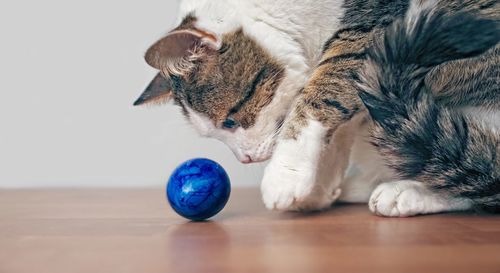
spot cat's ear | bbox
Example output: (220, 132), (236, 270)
(145, 29), (219, 76)
(133, 73), (173, 106)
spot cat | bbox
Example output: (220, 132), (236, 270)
(135, 0), (500, 216)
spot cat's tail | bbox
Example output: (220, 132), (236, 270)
(358, 1), (500, 210)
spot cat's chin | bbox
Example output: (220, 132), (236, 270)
(237, 154), (272, 164)
(230, 147), (274, 164)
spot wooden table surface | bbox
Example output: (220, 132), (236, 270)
(0, 188), (499, 273)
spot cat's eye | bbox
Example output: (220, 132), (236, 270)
(222, 118), (240, 129)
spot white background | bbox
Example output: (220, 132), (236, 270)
(0, 0), (265, 188)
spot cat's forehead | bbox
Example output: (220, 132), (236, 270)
(176, 27), (285, 129)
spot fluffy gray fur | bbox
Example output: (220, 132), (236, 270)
(358, 2), (500, 210)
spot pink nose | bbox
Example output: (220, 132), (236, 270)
(241, 155), (253, 164)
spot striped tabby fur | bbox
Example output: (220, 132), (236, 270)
(358, 3), (500, 210)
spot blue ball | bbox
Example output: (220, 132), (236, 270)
(167, 158), (231, 221)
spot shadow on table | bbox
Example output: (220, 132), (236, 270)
(165, 221), (230, 271)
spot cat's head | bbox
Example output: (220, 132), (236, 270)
(135, 12), (306, 163)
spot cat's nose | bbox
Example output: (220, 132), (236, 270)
(241, 155), (253, 164)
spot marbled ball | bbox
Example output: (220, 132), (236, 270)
(167, 158), (231, 221)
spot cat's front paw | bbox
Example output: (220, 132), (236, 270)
(369, 181), (426, 217)
(261, 160), (341, 211)
(368, 180), (472, 217)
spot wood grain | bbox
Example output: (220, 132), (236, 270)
(0, 188), (499, 273)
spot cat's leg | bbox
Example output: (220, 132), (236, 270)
(261, 120), (339, 211)
(261, 30), (376, 211)
(261, 113), (363, 211)
(341, 121), (476, 217)
(369, 181), (473, 217)
(338, 116), (394, 203)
